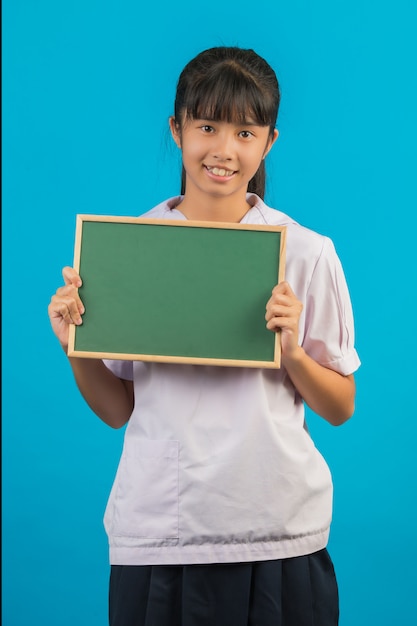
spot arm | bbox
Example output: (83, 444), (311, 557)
(265, 281), (356, 426)
(48, 267), (134, 429)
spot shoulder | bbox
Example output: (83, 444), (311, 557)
(245, 194), (333, 265)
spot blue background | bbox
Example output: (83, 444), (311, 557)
(3, 1), (417, 624)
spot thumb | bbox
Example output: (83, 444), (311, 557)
(62, 266), (82, 288)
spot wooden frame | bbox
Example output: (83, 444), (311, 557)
(68, 215), (286, 368)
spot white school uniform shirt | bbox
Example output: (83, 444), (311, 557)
(103, 193), (361, 566)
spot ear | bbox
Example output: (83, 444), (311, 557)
(263, 128), (279, 159)
(169, 116), (182, 149)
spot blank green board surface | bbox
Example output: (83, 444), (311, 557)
(68, 216), (286, 367)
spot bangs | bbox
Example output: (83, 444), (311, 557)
(179, 63), (278, 128)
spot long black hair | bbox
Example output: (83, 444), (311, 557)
(173, 46), (280, 199)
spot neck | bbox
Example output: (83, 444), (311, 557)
(177, 190), (252, 223)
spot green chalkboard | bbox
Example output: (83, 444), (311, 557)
(68, 216), (286, 368)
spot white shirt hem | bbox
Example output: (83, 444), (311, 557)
(109, 527), (330, 565)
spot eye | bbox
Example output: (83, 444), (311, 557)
(238, 130), (254, 139)
(200, 125), (215, 133)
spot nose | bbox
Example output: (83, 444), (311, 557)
(210, 130), (235, 161)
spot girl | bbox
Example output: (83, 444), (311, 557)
(49, 46), (360, 626)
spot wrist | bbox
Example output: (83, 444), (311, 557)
(282, 344), (305, 367)
(60, 341), (69, 355)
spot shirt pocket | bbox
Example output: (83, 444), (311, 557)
(112, 438), (179, 539)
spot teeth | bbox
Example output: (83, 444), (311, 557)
(209, 167), (234, 177)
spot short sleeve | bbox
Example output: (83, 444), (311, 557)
(103, 359), (134, 381)
(302, 238), (361, 376)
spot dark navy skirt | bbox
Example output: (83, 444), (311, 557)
(108, 549), (339, 625)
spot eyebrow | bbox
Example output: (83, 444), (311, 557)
(195, 117), (264, 126)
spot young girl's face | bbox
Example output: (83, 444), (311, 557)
(170, 116), (278, 206)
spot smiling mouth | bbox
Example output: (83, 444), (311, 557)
(205, 166), (235, 177)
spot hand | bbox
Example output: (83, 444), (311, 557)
(265, 281), (303, 359)
(48, 267), (84, 350)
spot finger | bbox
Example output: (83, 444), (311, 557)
(265, 301), (303, 328)
(62, 266), (82, 288)
(49, 295), (83, 325)
(267, 283), (298, 310)
(266, 315), (297, 331)
(266, 293), (295, 312)
(271, 281), (296, 298)
(266, 304), (291, 320)
(56, 284), (85, 314)
(266, 293), (301, 316)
